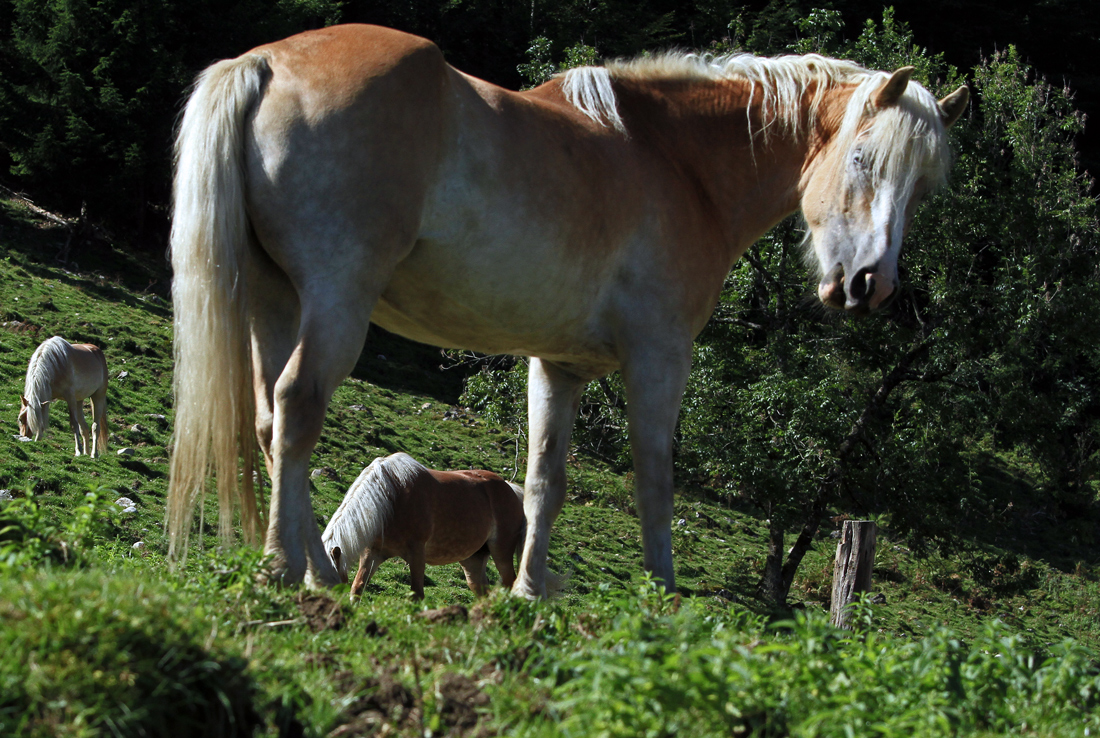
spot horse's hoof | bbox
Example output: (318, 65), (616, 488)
(510, 577), (545, 601)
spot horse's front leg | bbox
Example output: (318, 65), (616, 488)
(620, 339), (693, 593)
(65, 398), (88, 456)
(513, 358), (585, 599)
(266, 298), (372, 588)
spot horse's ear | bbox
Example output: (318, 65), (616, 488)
(874, 66), (915, 109)
(937, 85), (969, 128)
(20, 395), (27, 407)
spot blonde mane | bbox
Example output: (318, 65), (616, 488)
(560, 51), (952, 192)
(321, 452), (426, 570)
(23, 336), (70, 435)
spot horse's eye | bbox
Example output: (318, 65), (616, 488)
(851, 149), (865, 168)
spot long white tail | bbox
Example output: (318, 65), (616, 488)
(167, 54), (271, 560)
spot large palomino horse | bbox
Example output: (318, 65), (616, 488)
(168, 24), (968, 596)
(322, 452), (526, 599)
(19, 336), (109, 457)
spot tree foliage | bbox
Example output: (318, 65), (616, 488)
(0, 0), (339, 236)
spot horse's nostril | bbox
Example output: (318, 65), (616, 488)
(847, 268), (875, 304)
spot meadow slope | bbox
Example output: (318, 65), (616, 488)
(2, 197), (1100, 736)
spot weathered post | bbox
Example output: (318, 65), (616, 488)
(829, 520), (877, 629)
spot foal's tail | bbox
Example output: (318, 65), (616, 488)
(167, 54), (271, 561)
(507, 482), (567, 595)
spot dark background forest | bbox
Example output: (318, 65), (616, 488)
(0, 0), (1096, 242)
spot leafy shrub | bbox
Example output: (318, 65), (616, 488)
(525, 584), (1100, 737)
(0, 487), (118, 571)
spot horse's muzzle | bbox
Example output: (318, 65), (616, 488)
(818, 266), (898, 315)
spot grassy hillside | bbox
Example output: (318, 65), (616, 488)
(2, 196), (1100, 736)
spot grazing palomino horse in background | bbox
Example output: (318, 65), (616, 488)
(19, 336), (109, 457)
(322, 452), (526, 599)
(167, 24), (968, 595)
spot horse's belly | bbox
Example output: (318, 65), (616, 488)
(373, 241), (620, 373)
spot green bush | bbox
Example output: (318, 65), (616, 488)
(530, 586), (1100, 737)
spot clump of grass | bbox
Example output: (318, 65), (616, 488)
(0, 572), (262, 737)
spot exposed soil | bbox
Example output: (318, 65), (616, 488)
(297, 592), (346, 633)
(329, 668), (492, 737)
(330, 669), (418, 737)
(417, 604), (468, 625)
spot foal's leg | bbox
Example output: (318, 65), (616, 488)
(350, 549), (386, 597)
(487, 541), (518, 591)
(620, 341), (693, 593)
(513, 358), (585, 599)
(408, 543), (427, 600)
(459, 550), (492, 597)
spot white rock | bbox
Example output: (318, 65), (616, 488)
(0, 490), (12, 501)
(114, 497), (138, 514)
(117, 448), (135, 456)
(132, 541), (145, 550)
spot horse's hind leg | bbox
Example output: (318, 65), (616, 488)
(460, 550), (492, 597)
(246, 246), (300, 479)
(265, 292), (374, 587)
(89, 385), (107, 458)
(513, 358), (585, 599)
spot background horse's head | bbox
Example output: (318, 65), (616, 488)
(18, 395), (49, 440)
(801, 67), (968, 314)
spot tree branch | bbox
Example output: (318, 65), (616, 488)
(779, 337), (933, 596)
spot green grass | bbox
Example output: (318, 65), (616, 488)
(3, 196), (1100, 735)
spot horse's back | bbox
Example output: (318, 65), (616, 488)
(68, 343), (108, 397)
(244, 25), (449, 274)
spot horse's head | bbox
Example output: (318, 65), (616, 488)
(18, 395), (49, 440)
(328, 545), (350, 584)
(801, 67), (968, 315)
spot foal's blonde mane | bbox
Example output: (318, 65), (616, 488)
(560, 51), (953, 192)
(321, 452), (426, 567)
(23, 336), (70, 434)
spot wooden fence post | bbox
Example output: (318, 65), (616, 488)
(829, 520), (877, 630)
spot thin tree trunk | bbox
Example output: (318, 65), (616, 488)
(774, 339), (932, 605)
(757, 519), (786, 606)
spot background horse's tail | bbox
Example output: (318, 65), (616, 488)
(507, 481), (567, 595)
(167, 53), (271, 561)
(321, 453), (426, 574)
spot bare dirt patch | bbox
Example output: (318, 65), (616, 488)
(417, 604), (468, 625)
(296, 592), (346, 633)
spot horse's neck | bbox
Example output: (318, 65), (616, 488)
(616, 76), (822, 255)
